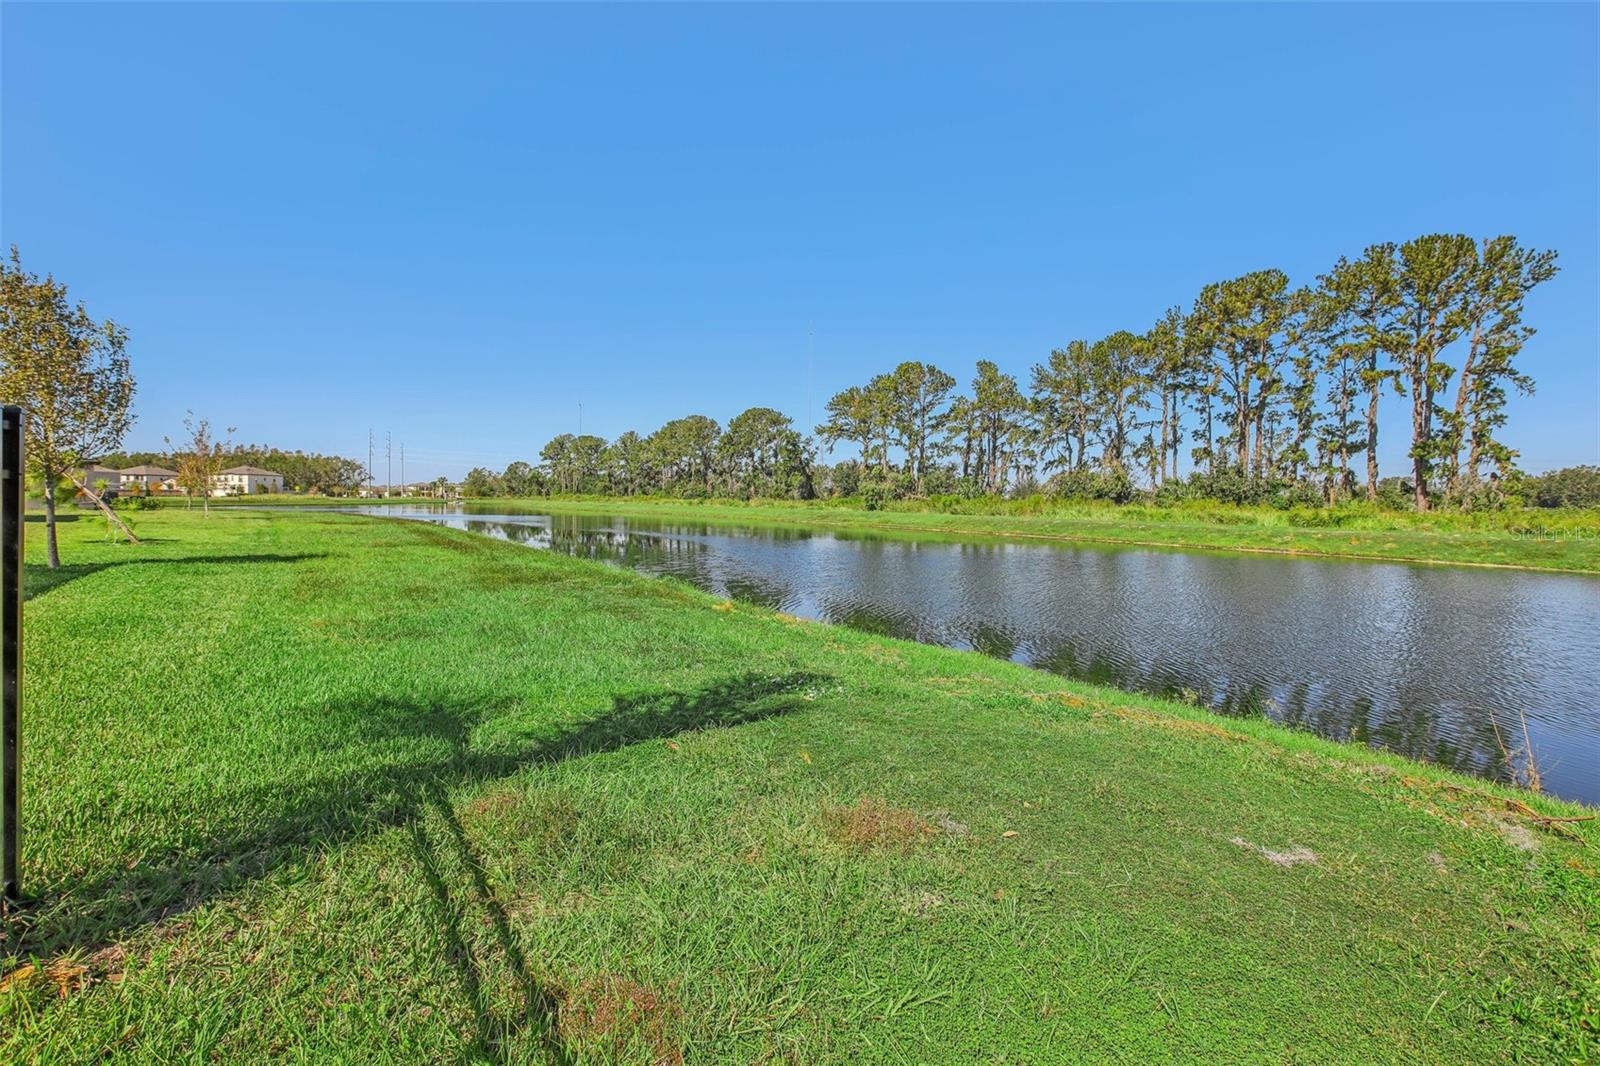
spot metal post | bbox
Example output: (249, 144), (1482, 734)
(2, 406), (23, 907)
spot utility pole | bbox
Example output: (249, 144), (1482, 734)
(385, 432), (392, 497)
(368, 429), (374, 496)
(400, 443), (404, 496)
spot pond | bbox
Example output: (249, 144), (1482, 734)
(328, 504), (1600, 805)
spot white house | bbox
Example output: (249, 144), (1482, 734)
(212, 465), (286, 495)
(119, 464), (181, 493)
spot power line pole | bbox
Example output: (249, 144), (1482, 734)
(400, 443), (404, 496)
(368, 429), (374, 496)
(385, 432), (392, 497)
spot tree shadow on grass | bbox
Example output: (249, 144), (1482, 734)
(8, 672), (827, 1018)
(23, 553), (329, 601)
(410, 787), (571, 1064)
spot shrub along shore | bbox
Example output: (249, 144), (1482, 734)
(216, 493), (1600, 573)
(4, 509), (1594, 1061)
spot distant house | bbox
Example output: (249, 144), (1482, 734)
(75, 464), (123, 495)
(212, 465), (286, 495)
(119, 463), (181, 493)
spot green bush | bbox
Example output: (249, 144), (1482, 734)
(1048, 468), (1136, 504)
(1523, 466), (1600, 509)
(1373, 477), (1413, 510)
(828, 461), (861, 498)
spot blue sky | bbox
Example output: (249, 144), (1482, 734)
(3, 2), (1596, 480)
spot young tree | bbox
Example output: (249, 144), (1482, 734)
(0, 248), (137, 567)
(168, 413), (233, 516)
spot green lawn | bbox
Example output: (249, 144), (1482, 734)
(226, 494), (1600, 573)
(4, 510), (1596, 1063)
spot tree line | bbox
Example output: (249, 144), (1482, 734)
(473, 233), (1563, 511)
(812, 233), (1559, 511)
(465, 406), (816, 500)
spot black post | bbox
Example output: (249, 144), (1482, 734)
(2, 405), (21, 906)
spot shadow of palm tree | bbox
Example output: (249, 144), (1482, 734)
(23, 553), (329, 601)
(410, 787), (571, 1064)
(9, 671), (828, 977)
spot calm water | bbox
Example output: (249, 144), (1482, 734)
(329, 504), (1600, 804)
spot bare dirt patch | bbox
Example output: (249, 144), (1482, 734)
(1488, 815), (1541, 853)
(1230, 836), (1318, 868)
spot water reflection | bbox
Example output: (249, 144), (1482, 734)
(318, 505), (1600, 804)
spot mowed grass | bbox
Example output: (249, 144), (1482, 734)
(234, 494), (1600, 573)
(3, 509), (1596, 1063)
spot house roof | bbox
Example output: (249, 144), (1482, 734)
(220, 465), (283, 477)
(119, 464), (179, 476)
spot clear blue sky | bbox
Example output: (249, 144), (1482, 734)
(4, 2), (1596, 480)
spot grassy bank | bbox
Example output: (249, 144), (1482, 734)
(5, 510), (1595, 1062)
(219, 494), (1600, 572)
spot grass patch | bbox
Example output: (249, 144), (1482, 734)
(220, 493), (1600, 572)
(824, 797), (937, 852)
(3, 509), (1595, 1062)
